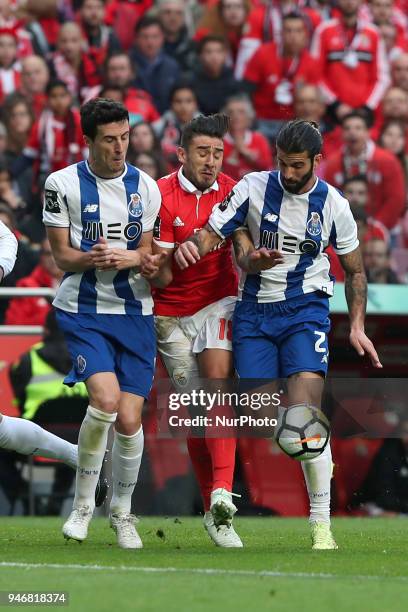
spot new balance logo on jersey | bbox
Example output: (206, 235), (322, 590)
(264, 213), (279, 223)
(173, 216), (184, 227)
(83, 204), (99, 213)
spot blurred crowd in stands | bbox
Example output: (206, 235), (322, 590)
(0, 0), (408, 327)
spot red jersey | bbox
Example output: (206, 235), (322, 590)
(125, 88), (160, 125)
(310, 18), (390, 110)
(154, 169), (238, 317)
(222, 131), (273, 180)
(244, 42), (319, 120)
(324, 141), (406, 229)
(5, 265), (55, 326)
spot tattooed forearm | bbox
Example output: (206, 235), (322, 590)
(339, 247), (367, 328)
(187, 224), (221, 256)
(232, 228), (256, 272)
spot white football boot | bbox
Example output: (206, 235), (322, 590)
(110, 512), (143, 549)
(203, 512), (243, 548)
(311, 521), (338, 550)
(210, 488), (238, 526)
(62, 505), (93, 542)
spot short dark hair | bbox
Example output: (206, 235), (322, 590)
(341, 110), (370, 129)
(276, 119), (322, 158)
(197, 35), (227, 55)
(46, 79), (69, 96)
(181, 114), (229, 149)
(80, 98), (129, 140)
(170, 81), (197, 104)
(282, 10), (306, 24)
(343, 174), (369, 189)
(135, 15), (164, 34)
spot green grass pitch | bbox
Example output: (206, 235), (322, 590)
(0, 517), (407, 612)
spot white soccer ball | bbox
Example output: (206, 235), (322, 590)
(275, 404), (330, 461)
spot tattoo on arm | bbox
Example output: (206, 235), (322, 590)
(339, 247), (367, 327)
(187, 223), (221, 256)
(232, 229), (254, 269)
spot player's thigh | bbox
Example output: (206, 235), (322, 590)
(114, 315), (157, 399)
(232, 302), (279, 378)
(155, 316), (198, 389)
(193, 302), (235, 379)
(280, 327), (328, 406)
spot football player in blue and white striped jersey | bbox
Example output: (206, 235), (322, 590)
(175, 119), (382, 550)
(44, 98), (161, 548)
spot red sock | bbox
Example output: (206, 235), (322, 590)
(187, 437), (213, 511)
(205, 437), (236, 492)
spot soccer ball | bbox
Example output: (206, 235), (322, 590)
(275, 404), (330, 461)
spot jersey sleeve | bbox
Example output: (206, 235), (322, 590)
(208, 178), (250, 239)
(42, 173), (70, 227)
(0, 220), (18, 278)
(153, 194), (176, 249)
(142, 178), (162, 232)
(329, 193), (359, 255)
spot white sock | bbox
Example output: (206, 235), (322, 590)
(0, 414), (77, 469)
(301, 442), (332, 524)
(110, 427), (144, 515)
(73, 405), (117, 510)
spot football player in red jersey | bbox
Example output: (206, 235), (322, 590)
(142, 114), (244, 547)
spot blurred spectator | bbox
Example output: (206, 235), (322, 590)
(343, 174), (389, 242)
(311, 0), (390, 123)
(368, 0), (408, 51)
(324, 111), (405, 229)
(0, 161), (26, 221)
(222, 93), (273, 180)
(243, 12), (318, 140)
(127, 120), (167, 169)
(0, 28), (21, 103)
(132, 151), (167, 180)
(195, 0), (250, 68)
(12, 80), (86, 192)
(293, 83), (342, 159)
(381, 86), (408, 128)
(5, 238), (63, 326)
(153, 83), (200, 171)
(1, 93), (34, 207)
(351, 419), (408, 516)
(103, 52), (160, 125)
(379, 120), (408, 188)
(234, 0), (320, 79)
(98, 84), (124, 103)
(20, 55), (50, 117)
(391, 52), (408, 93)
(157, 0), (196, 73)
(49, 22), (101, 102)
(0, 122), (6, 154)
(378, 22), (408, 63)
(363, 237), (400, 283)
(129, 15), (181, 114)
(188, 35), (241, 115)
(77, 0), (121, 68)
(104, 0), (154, 51)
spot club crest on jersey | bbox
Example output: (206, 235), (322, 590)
(128, 193), (143, 218)
(306, 212), (322, 237)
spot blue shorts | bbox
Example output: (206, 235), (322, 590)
(232, 292), (331, 379)
(55, 309), (156, 398)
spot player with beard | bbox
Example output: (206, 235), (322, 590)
(174, 119), (382, 550)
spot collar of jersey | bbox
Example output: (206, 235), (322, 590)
(85, 160), (128, 181)
(177, 167), (219, 195)
(277, 171), (319, 198)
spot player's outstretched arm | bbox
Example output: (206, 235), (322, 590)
(232, 229), (284, 273)
(174, 224), (222, 270)
(339, 246), (383, 368)
(46, 227), (95, 272)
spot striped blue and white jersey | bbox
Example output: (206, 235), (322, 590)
(209, 170), (358, 303)
(43, 160), (161, 315)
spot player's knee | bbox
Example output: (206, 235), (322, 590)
(115, 414), (142, 436)
(89, 392), (120, 414)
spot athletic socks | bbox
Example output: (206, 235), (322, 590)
(73, 405), (116, 510)
(205, 437), (236, 492)
(0, 414), (78, 469)
(301, 442), (332, 524)
(110, 427), (144, 515)
(187, 436), (213, 511)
